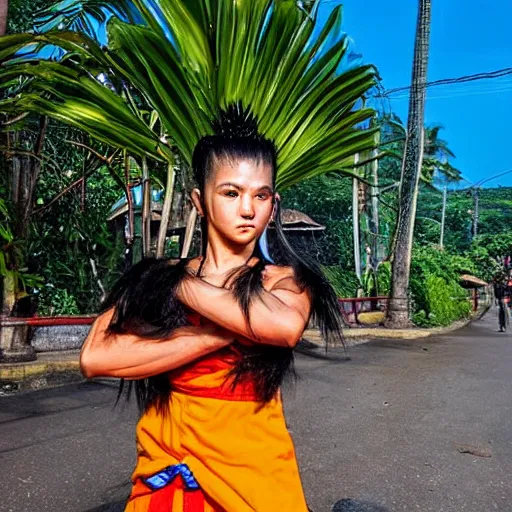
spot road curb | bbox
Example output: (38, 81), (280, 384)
(304, 313), (481, 346)
(0, 351), (83, 393)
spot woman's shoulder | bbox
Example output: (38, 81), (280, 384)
(262, 264), (301, 292)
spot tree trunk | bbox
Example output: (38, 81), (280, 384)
(369, 147), (380, 266)
(15, 117), (47, 239)
(352, 154), (361, 281)
(0, 0), (8, 36)
(141, 156), (152, 257)
(386, 0), (431, 328)
(156, 158), (176, 258)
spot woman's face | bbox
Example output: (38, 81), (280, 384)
(198, 157), (274, 248)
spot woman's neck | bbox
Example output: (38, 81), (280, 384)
(200, 240), (256, 276)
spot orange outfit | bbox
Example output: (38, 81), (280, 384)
(124, 314), (308, 512)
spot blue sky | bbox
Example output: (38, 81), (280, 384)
(318, 0), (512, 188)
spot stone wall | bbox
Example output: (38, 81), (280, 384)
(31, 325), (91, 352)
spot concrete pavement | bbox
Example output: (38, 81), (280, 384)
(0, 309), (510, 511)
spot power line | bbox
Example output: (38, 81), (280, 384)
(373, 67), (512, 97)
(389, 84), (512, 101)
(454, 169), (512, 190)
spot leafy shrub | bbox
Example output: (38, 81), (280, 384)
(412, 275), (471, 327)
(36, 287), (80, 316)
(410, 247), (472, 327)
(376, 261), (391, 296)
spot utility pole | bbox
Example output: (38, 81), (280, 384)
(463, 169), (512, 242)
(440, 186), (447, 248)
(472, 187), (479, 239)
(353, 153), (361, 281)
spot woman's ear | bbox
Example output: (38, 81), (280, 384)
(269, 192), (281, 223)
(191, 188), (205, 217)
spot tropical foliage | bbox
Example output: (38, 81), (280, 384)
(1, 0), (506, 327)
(410, 247), (473, 327)
(1, 0), (377, 189)
(0, 197), (43, 314)
(1, 0), (380, 316)
(378, 114), (461, 187)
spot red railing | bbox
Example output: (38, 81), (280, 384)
(0, 316), (95, 327)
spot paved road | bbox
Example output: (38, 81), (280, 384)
(1, 310), (510, 512)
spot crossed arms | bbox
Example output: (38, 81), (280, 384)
(80, 265), (311, 380)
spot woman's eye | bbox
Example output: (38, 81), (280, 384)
(225, 191), (238, 197)
(257, 193), (269, 200)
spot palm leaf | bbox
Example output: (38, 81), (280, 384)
(34, 0), (141, 37)
(2, 0), (378, 190)
(0, 62), (167, 160)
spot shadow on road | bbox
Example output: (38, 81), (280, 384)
(296, 339), (351, 361)
(332, 498), (390, 512)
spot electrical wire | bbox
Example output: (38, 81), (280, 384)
(373, 67), (512, 98)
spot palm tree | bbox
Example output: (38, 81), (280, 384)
(386, 0), (432, 328)
(2, 0), (378, 265)
(422, 125), (461, 184)
(379, 115), (460, 186)
(1, 0), (377, 184)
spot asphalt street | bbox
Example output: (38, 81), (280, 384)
(0, 309), (510, 512)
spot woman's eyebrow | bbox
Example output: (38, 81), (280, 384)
(216, 182), (242, 190)
(216, 182), (273, 193)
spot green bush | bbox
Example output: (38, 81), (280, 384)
(37, 287), (80, 316)
(410, 247), (472, 327)
(412, 275), (471, 327)
(376, 261), (391, 296)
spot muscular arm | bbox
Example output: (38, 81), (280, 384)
(80, 308), (234, 380)
(177, 267), (311, 348)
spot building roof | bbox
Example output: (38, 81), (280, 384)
(270, 209), (325, 231)
(459, 274), (488, 288)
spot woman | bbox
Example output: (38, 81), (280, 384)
(80, 105), (344, 511)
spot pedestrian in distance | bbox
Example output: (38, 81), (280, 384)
(493, 274), (509, 333)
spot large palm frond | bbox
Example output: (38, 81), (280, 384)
(33, 0), (141, 38)
(1, 0), (377, 190)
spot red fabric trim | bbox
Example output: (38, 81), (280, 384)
(184, 488), (206, 512)
(146, 476), (206, 512)
(167, 313), (260, 402)
(148, 481), (177, 512)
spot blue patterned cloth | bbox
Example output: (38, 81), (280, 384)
(143, 463), (200, 491)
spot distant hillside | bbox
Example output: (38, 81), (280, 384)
(415, 186), (512, 251)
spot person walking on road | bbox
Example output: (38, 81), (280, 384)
(494, 275), (509, 332)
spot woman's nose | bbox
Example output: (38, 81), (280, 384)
(240, 196), (255, 218)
